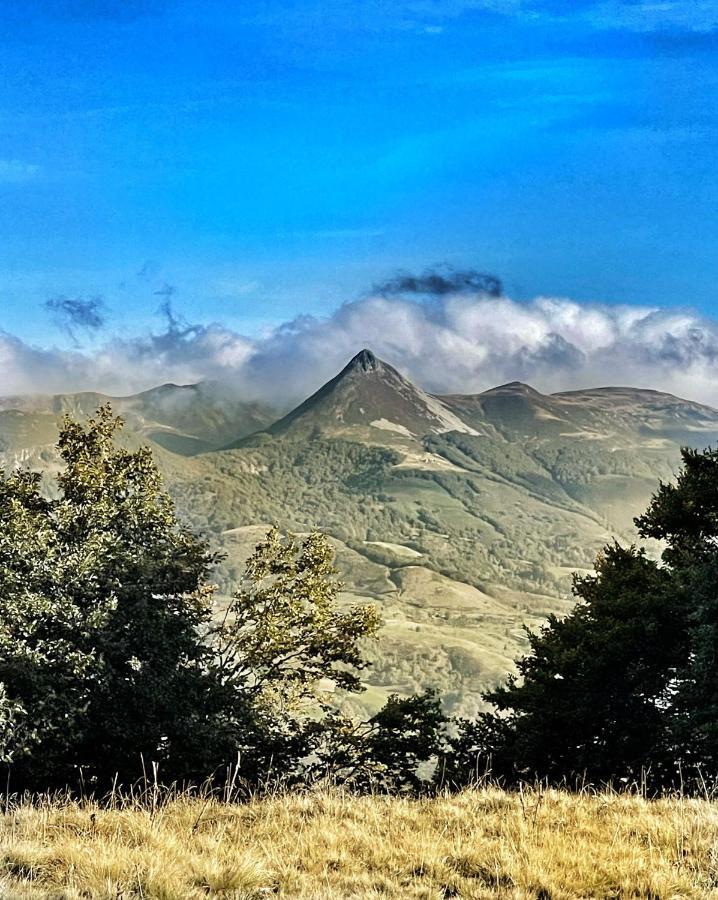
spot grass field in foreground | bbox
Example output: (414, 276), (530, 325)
(2, 786), (718, 898)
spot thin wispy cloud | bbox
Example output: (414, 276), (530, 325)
(308, 228), (386, 240)
(432, 0), (718, 33)
(153, 282), (178, 300)
(30, 0), (172, 23)
(44, 296), (107, 346)
(377, 0), (718, 35)
(136, 260), (160, 281)
(587, 1), (718, 33)
(252, 1), (718, 35)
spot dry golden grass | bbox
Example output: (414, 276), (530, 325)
(1, 786), (718, 898)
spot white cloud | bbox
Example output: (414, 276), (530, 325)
(4, 292), (718, 409)
(0, 322), (254, 398)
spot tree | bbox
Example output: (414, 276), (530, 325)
(0, 407), (236, 789)
(0, 410), (407, 791)
(311, 690), (447, 792)
(217, 527), (380, 702)
(636, 447), (718, 774)
(0, 406), (445, 793)
(447, 446), (718, 789)
(447, 543), (689, 789)
(213, 526), (381, 782)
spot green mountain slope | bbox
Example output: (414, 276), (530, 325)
(0, 382), (278, 460)
(3, 350), (718, 716)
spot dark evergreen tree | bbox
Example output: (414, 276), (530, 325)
(636, 447), (718, 775)
(446, 545), (689, 788)
(446, 446), (718, 789)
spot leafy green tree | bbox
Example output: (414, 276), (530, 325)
(0, 406), (443, 794)
(635, 447), (718, 568)
(214, 530), (451, 791)
(636, 447), (718, 774)
(213, 527), (381, 781)
(217, 527), (380, 701)
(310, 690), (447, 792)
(447, 446), (718, 789)
(0, 407), (237, 789)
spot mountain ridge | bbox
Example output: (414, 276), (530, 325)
(230, 348), (480, 447)
(4, 350), (718, 453)
(0, 382), (279, 457)
(4, 348), (718, 715)
(237, 350), (718, 449)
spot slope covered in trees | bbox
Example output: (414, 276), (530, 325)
(3, 350), (718, 716)
(0, 409), (443, 792)
(4, 406), (718, 794)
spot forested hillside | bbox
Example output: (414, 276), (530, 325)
(4, 349), (718, 715)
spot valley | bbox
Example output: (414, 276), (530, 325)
(4, 348), (718, 716)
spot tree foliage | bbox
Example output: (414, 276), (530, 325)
(447, 446), (718, 790)
(311, 690), (446, 792)
(212, 526), (383, 782)
(217, 527), (380, 704)
(0, 407), (444, 792)
(0, 407), (234, 788)
(636, 448), (718, 774)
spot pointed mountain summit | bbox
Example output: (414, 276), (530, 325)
(243, 348), (478, 443)
(347, 347), (380, 373)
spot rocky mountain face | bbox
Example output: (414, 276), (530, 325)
(236, 349), (478, 445)
(4, 350), (718, 717)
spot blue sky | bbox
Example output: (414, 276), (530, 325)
(0, 0), (717, 363)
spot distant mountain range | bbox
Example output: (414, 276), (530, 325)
(5, 349), (718, 716)
(0, 381), (276, 458)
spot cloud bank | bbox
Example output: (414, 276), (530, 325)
(4, 279), (718, 407)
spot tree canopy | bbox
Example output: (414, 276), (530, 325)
(18, 403), (718, 794)
(0, 407), (445, 793)
(446, 446), (718, 791)
(0, 407), (235, 788)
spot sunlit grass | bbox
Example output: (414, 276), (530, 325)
(2, 785), (718, 898)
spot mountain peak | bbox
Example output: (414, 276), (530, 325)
(245, 348), (478, 443)
(346, 348), (379, 373)
(486, 381), (542, 396)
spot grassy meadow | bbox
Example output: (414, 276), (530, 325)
(2, 786), (718, 898)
